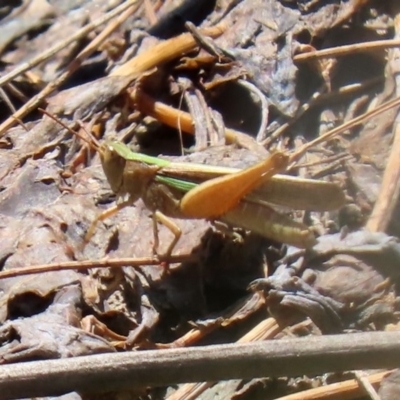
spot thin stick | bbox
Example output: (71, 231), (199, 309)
(110, 23), (226, 77)
(275, 370), (391, 400)
(294, 38), (400, 62)
(131, 87), (261, 149)
(0, 86), (29, 131)
(367, 119), (400, 232)
(289, 94), (400, 163)
(144, 0), (158, 25)
(0, 331), (399, 399)
(354, 371), (381, 400)
(0, 254), (192, 280)
(39, 108), (98, 148)
(238, 79), (269, 142)
(262, 77), (381, 147)
(366, 16), (400, 233)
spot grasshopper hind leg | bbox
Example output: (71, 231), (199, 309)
(152, 211), (182, 259)
(83, 201), (132, 249)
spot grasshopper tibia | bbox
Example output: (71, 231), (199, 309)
(84, 201), (131, 248)
(152, 211), (182, 258)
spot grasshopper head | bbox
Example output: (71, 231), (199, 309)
(99, 143), (126, 195)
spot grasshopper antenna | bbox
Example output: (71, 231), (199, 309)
(38, 108), (100, 151)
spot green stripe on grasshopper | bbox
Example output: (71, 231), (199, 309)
(155, 175), (197, 192)
(106, 141), (172, 167)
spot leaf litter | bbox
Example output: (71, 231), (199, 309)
(1, 0), (400, 399)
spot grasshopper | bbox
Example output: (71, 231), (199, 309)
(89, 140), (345, 256)
(42, 110), (345, 256)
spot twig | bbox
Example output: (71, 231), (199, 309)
(262, 77), (381, 147)
(367, 15), (400, 233)
(289, 95), (400, 164)
(0, 254), (192, 280)
(110, 23), (226, 77)
(0, 331), (400, 399)
(366, 121), (400, 232)
(238, 79), (269, 142)
(354, 371), (381, 400)
(144, 0), (158, 25)
(0, 86), (28, 131)
(275, 370), (391, 400)
(294, 38), (400, 62)
(131, 87), (268, 153)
